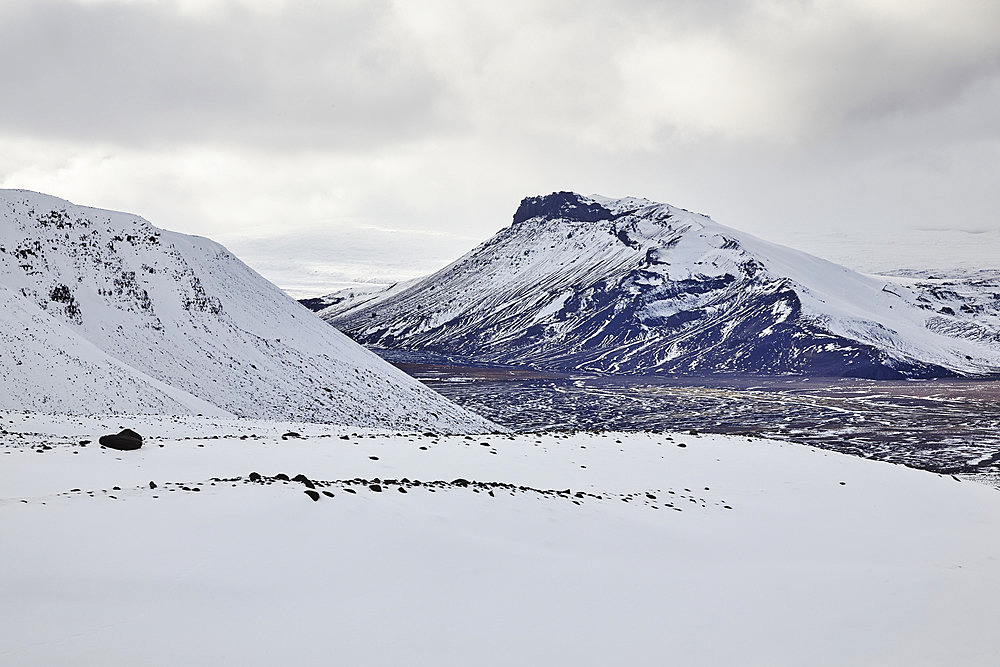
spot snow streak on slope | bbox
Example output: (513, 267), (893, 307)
(0, 190), (492, 432)
(327, 192), (1000, 379)
(304, 278), (420, 319)
(3, 413), (1000, 666)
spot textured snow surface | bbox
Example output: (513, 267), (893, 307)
(0, 190), (492, 432)
(328, 192), (1000, 378)
(2, 412), (1000, 666)
(308, 278), (420, 318)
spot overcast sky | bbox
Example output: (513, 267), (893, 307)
(1, 0), (998, 296)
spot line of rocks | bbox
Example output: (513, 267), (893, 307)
(39, 473), (733, 513)
(241, 471), (731, 510)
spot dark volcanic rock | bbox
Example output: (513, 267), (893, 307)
(305, 490), (320, 501)
(292, 474), (316, 489)
(512, 191), (614, 225)
(99, 429), (143, 451)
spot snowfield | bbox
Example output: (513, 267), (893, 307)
(3, 412), (1000, 666)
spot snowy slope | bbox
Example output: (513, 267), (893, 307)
(0, 190), (492, 432)
(327, 192), (1000, 379)
(306, 277), (420, 318)
(3, 412), (1000, 666)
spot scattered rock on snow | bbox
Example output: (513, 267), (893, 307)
(292, 474), (315, 488)
(99, 429), (143, 451)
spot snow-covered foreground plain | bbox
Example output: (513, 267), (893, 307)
(3, 412), (1000, 666)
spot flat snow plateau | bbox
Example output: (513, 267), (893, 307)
(3, 412), (999, 666)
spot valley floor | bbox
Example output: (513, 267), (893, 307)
(2, 412), (1000, 666)
(390, 357), (1000, 477)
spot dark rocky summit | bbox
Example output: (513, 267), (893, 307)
(511, 191), (613, 225)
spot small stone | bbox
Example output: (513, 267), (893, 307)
(248, 472), (261, 482)
(369, 484), (382, 493)
(304, 490), (320, 501)
(149, 481), (157, 489)
(275, 473), (290, 481)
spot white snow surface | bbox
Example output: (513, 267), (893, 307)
(2, 411), (1000, 666)
(315, 277), (421, 319)
(0, 189), (492, 432)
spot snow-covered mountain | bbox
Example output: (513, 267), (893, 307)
(0, 189), (493, 432)
(325, 192), (1000, 379)
(303, 278), (420, 318)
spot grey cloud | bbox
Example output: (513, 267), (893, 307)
(0, 0), (997, 292)
(4, 0), (998, 152)
(0, 0), (452, 148)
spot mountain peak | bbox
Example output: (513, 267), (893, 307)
(328, 193), (1000, 379)
(511, 191), (613, 224)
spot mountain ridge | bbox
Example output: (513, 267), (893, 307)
(323, 191), (1000, 379)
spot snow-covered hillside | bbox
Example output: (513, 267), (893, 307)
(0, 190), (492, 432)
(326, 192), (1000, 379)
(304, 277), (419, 318)
(3, 412), (1000, 666)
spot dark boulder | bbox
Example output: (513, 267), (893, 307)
(292, 474), (315, 489)
(99, 429), (143, 451)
